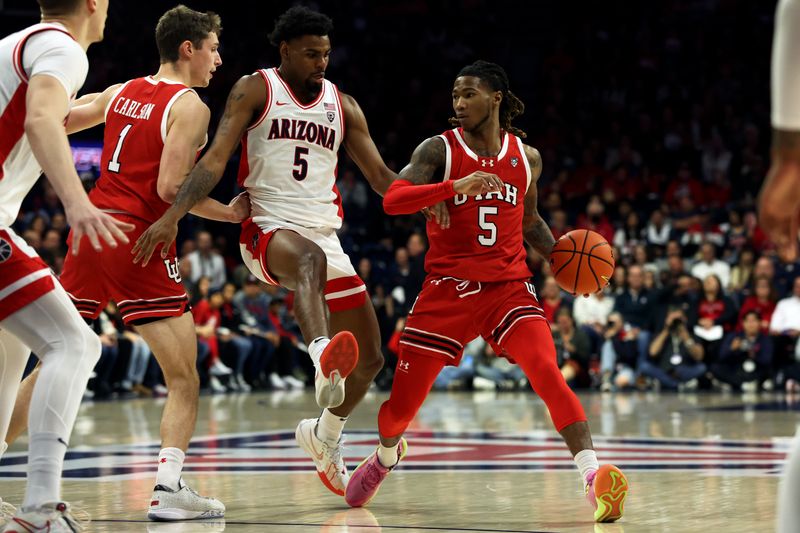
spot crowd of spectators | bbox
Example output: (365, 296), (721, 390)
(5, 1), (795, 398)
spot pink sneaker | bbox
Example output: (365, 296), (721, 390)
(345, 438), (408, 508)
(585, 464), (629, 522)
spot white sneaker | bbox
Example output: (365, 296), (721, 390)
(295, 418), (349, 496)
(3, 502), (86, 532)
(283, 375), (305, 390)
(473, 376), (497, 390)
(0, 499), (15, 529)
(147, 480), (225, 521)
(235, 374), (252, 392)
(314, 331), (359, 409)
(209, 361), (232, 377)
(269, 372), (288, 390)
(208, 376), (226, 394)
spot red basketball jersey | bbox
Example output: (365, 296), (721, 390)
(89, 77), (194, 222)
(424, 128), (533, 282)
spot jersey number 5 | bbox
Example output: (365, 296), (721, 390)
(478, 206), (498, 246)
(107, 124), (133, 173)
(293, 146), (309, 181)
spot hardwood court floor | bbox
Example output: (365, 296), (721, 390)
(2, 390), (798, 532)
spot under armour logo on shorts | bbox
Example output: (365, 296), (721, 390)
(398, 360), (410, 373)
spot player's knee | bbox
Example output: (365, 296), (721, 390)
(163, 363), (199, 391)
(296, 249), (327, 284)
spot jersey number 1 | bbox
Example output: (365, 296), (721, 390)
(107, 124), (133, 173)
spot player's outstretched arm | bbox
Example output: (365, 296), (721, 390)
(66, 83), (122, 134)
(132, 74), (265, 265)
(25, 74), (134, 253)
(340, 92), (397, 196)
(520, 144), (553, 259)
(384, 136), (504, 215)
(759, 130), (800, 262)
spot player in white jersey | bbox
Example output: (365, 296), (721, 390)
(133, 6), (434, 498)
(0, 0), (134, 531)
(759, 1), (800, 531)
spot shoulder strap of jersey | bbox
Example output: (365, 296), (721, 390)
(437, 130), (457, 182)
(160, 87), (194, 143)
(514, 135), (533, 193)
(12, 24), (74, 83)
(248, 69), (272, 131)
(103, 79), (133, 122)
(330, 81), (346, 138)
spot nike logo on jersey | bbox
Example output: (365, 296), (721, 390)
(57, 437), (68, 447)
(275, 101), (289, 106)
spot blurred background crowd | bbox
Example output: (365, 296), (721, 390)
(3, 0), (796, 398)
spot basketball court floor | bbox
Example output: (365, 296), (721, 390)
(1, 390), (797, 532)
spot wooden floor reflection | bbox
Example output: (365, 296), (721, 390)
(2, 390), (798, 532)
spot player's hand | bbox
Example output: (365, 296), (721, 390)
(453, 171), (504, 196)
(131, 215), (179, 266)
(423, 202), (451, 229)
(758, 161), (800, 262)
(229, 192), (251, 223)
(65, 200), (135, 255)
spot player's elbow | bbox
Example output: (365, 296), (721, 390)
(157, 182), (178, 203)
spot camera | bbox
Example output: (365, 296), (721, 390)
(668, 316), (684, 333)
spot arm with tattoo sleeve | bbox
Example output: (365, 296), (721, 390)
(521, 145), (554, 259)
(383, 137), (451, 214)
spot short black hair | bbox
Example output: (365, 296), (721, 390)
(742, 310), (761, 321)
(38, 0), (82, 15)
(269, 6), (333, 47)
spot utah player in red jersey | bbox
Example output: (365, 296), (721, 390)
(131, 6), (447, 498)
(10, 6), (240, 521)
(345, 61), (629, 523)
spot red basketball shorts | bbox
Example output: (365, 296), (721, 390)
(59, 214), (189, 325)
(0, 227), (56, 322)
(239, 217), (366, 313)
(400, 276), (548, 365)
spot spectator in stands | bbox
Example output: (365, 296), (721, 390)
(646, 209), (672, 249)
(770, 276), (800, 372)
(737, 276), (777, 333)
(691, 242), (731, 288)
(612, 265), (653, 364)
(729, 246), (756, 295)
(187, 230), (227, 291)
(693, 274), (737, 363)
(599, 312), (639, 391)
(194, 289), (233, 392)
(552, 308), (592, 388)
(219, 282), (254, 391)
(540, 276), (572, 325)
(576, 196), (615, 243)
(712, 310), (773, 392)
(642, 307), (706, 390)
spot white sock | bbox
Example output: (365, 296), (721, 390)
(316, 409), (347, 444)
(23, 432), (63, 509)
(155, 447), (185, 490)
(377, 443), (400, 468)
(574, 449), (600, 485)
(308, 337), (330, 367)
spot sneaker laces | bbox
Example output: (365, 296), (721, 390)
(320, 435), (346, 471)
(362, 457), (385, 488)
(0, 499), (16, 521)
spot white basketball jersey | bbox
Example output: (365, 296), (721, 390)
(238, 68), (345, 230)
(0, 23), (87, 227)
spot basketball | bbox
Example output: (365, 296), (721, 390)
(550, 229), (615, 296)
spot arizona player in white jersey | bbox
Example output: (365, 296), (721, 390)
(0, 0), (134, 531)
(760, 2), (800, 531)
(133, 6), (427, 498)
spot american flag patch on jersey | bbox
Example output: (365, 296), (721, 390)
(324, 102), (336, 110)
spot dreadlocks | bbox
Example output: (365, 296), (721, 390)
(449, 60), (527, 138)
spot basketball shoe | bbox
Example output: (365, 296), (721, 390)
(345, 438), (408, 507)
(585, 464), (628, 522)
(0, 499), (15, 529)
(295, 418), (349, 496)
(3, 502), (86, 532)
(314, 332), (359, 409)
(147, 480), (225, 521)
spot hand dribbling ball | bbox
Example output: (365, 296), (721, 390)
(550, 229), (615, 297)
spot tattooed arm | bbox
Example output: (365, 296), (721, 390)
(132, 74), (266, 265)
(521, 145), (554, 259)
(384, 137), (503, 215)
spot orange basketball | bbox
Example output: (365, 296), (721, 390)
(550, 229), (615, 296)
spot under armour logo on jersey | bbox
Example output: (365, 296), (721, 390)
(164, 258), (181, 283)
(481, 159), (495, 168)
(398, 360), (410, 373)
(0, 238), (11, 263)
